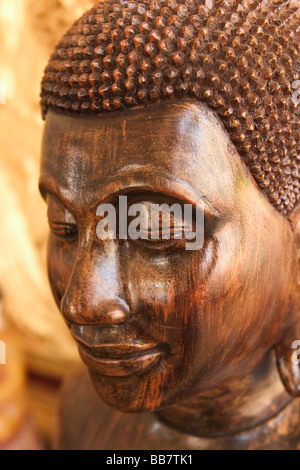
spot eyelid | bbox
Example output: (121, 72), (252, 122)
(48, 221), (76, 227)
(126, 198), (205, 250)
(48, 220), (77, 230)
(134, 237), (187, 252)
(48, 220), (78, 241)
(40, 174), (220, 221)
(125, 194), (206, 215)
(126, 197), (207, 227)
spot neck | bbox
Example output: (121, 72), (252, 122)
(156, 349), (292, 437)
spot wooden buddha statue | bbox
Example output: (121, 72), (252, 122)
(39, 0), (300, 450)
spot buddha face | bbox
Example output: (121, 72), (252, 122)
(40, 101), (296, 413)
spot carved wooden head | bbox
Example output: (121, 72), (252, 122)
(40, 0), (300, 215)
(39, 0), (300, 413)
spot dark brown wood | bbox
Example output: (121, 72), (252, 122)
(39, 100), (300, 449)
(55, 365), (300, 450)
(40, 0), (300, 218)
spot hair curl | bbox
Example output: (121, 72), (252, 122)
(41, 0), (300, 216)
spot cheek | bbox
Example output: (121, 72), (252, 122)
(200, 220), (292, 369)
(122, 240), (217, 352)
(47, 235), (78, 308)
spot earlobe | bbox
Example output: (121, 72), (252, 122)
(275, 328), (300, 397)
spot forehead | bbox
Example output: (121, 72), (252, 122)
(40, 101), (252, 215)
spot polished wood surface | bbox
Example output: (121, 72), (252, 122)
(39, 100), (300, 449)
(56, 365), (300, 450)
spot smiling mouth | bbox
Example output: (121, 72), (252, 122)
(78, 344), (164, 377)
(69, 324), (167, 377)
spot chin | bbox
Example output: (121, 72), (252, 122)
(87, 367), (178, 414)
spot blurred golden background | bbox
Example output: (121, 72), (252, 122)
(0, 0), (96, 449)
(0, 0), (298, 452)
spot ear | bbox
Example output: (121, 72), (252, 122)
(275, 205), (300, 397)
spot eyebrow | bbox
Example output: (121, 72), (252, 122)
(39, 170), (221, 218)
(39, 176), (74, 211)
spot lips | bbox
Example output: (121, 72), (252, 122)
(69, 324), (166, 378)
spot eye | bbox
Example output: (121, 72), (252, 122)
(126, 200), (203, 251)
(47, 195), (78, 242)
(48, 221), (78, 241)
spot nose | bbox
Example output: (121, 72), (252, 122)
(61, 241), (130, 326)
